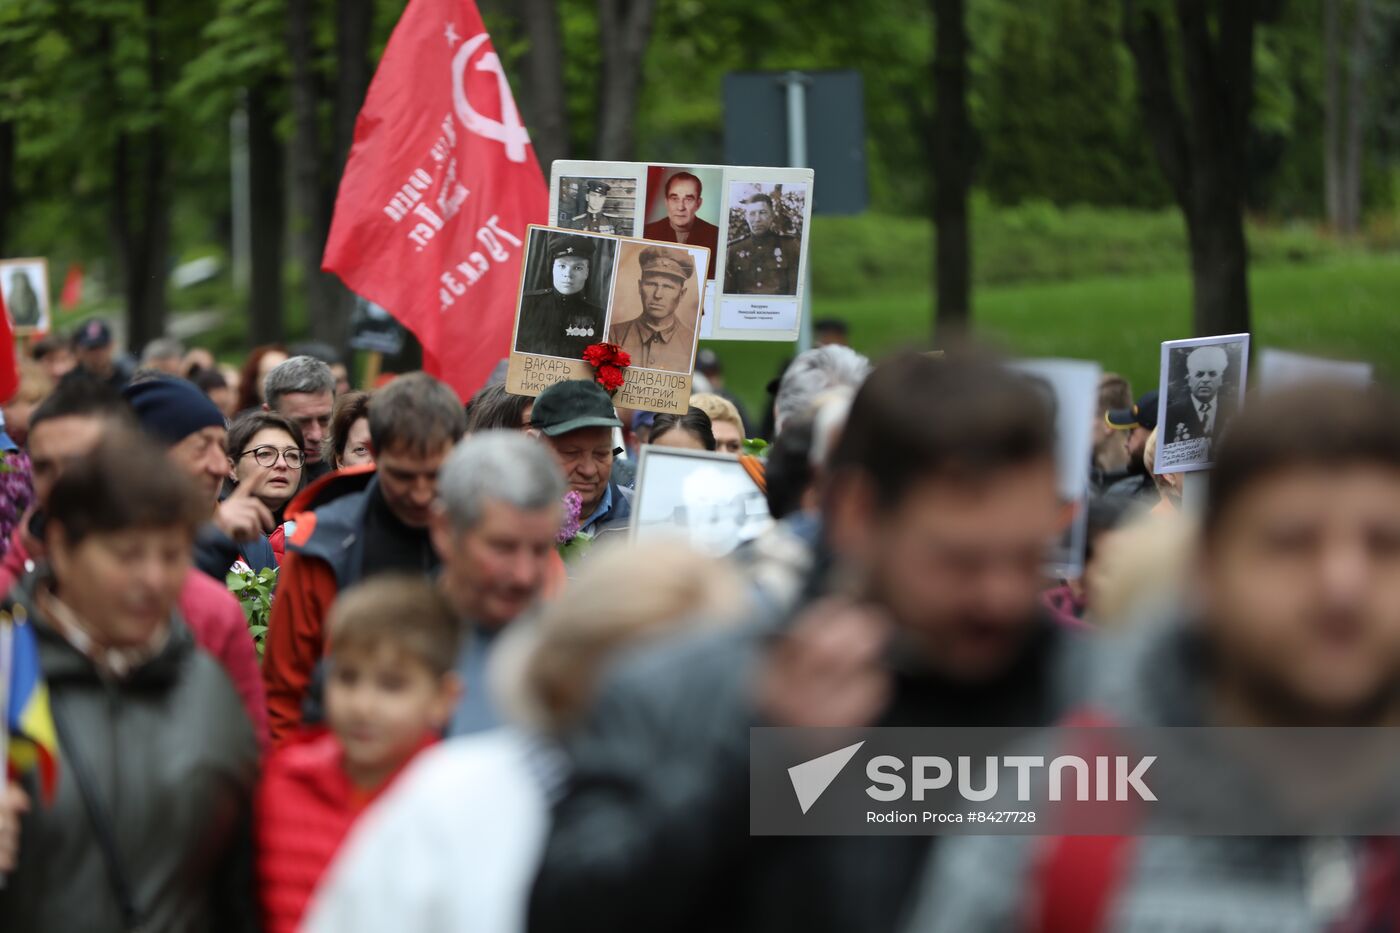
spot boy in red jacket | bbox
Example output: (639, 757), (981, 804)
(255, 575), (462, 933)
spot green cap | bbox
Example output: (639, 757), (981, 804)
(531, 380), (623, 436)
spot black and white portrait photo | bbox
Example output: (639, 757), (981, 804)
(513, 229), (616, 361)
(0, 258), (50, 333)
(557, 176), (635, 235)
(1155, 333), (1250, 474)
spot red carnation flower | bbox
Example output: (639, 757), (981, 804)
(595, 364), (625, 393)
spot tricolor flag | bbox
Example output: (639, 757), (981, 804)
(3, 611), (59, 804)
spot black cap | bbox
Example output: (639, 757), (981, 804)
(1106, 390), (1159, 432)
(585, 180), (611, 195)
(531, 380), (622, 437)
(548, 232), (593, 262)
(74, 318), (113, 349)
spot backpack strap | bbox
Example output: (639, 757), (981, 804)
(49, 692), (146, 932)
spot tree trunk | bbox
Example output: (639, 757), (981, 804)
(287, 0), (340, 345)
(113, 0), (172, 352)
(0, 122), (14, 256)
(931, 0), (972, 339)
(595, 0), (656, 160)
(1124, 0), (1263, 337)
(520, 0), (571, 170)
(248, 80), (285, 346)
(1324, 0), (1343, 228)
(1186, 201), (1250, 336)
(1341, 0), (1370, 235)
(334, 0), (373, 171)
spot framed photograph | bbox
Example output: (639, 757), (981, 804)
(606, 240), (704, 375)
(631, 444), (773, 556)
(721, 180), (808, 298)
(511, 227), (617, 361)
(1155, 333), (1251, 475)
(557, 176), (636, 235)
(0, 257), (50, 334)
(641, 166), (724, 280)
(1013, 358), (1102, 579)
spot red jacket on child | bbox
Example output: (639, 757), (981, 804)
(255, 729), (436, 933)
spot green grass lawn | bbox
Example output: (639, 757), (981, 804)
(704, 253), (1400, 420)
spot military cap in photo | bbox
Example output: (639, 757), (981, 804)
(584, 179), (611, 195)
(547, 232), (594, 261)
(637, 246), (694, 283)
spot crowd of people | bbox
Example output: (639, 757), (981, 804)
(3, 315), (1400, 933)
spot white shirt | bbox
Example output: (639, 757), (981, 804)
(303, 729), (555, 933)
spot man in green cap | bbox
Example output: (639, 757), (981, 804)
(515, 233), (608, 361)
(529, 379), (631, 536)
(723, 192), (800, 296)
(608, 246), (698, 373)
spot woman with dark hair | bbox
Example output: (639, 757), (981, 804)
(649, 407), (716, 452)
(235, 344), (288, 414)
(0, 431), (258, 930)
(227, 410), (305, 570)
(326, 391), (374, 469)
(465, 383), (533, 433)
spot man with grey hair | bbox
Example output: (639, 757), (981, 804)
(140, 337), (187, 375)
(264, 354), (337, 481)
(773, 344), (871, 436)
(430, 431), (566, 735)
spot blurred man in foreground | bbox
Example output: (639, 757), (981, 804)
(904, 381), (1400, 932)
(529, 351), (1087, 933)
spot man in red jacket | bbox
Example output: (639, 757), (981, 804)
(1, 378), (269, 747)
(262, 373), (466, 744)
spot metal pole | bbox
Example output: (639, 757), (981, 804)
(780, 71), (814, 352)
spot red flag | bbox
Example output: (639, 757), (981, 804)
(59, 262), (84, 310)
(323, 0), (547, 400)
(0, 286), (19, 403)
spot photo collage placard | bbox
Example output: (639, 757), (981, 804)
(549, 161), (816, 342)
(505, 225), (710, 414)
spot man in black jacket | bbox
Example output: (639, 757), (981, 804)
(528, 351), (1089, 933)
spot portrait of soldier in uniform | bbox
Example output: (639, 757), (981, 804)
(608, 244), (702, 374)
(642, 170), (720, 279)
(558, 176), (634, 234)
(723, 187), (804, 296)
(514, 232), (611, 361)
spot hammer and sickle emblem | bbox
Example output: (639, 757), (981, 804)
(452, 33), (530, 163)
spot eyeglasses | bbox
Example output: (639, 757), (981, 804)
(240, 445), (305, 469)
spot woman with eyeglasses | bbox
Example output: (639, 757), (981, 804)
(226, 411), (307, 572)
